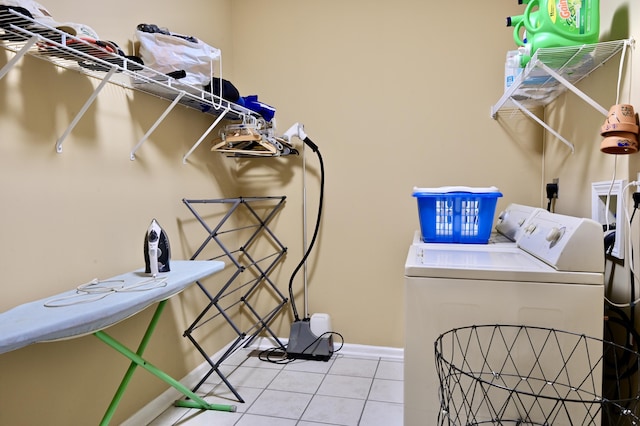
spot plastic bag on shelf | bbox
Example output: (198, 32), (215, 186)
(136, 23), (220, 87)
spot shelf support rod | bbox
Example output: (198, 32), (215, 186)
(534, 60), (609, 117)
(491, 73), (524, 119)
(0, 35), (38, 81)
(130, 91), (186, 160)
(56, 66), (117, 153)
(510, 97), (575, 153)
(182, 106), (230, 164)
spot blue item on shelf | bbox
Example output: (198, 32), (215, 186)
(242, 95), (275, 122)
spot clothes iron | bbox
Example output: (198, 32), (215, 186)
(144, 219), (171, 276)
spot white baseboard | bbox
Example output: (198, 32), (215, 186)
(122, 337), (404, 425)
(336, 341), (404, 361)
(248, 336), (404, 360)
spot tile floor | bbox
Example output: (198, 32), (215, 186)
(147, 347), (404, 426)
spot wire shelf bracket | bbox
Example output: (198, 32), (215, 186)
(56, 65), (117, 153)
(0, 34), (36, 80)
(130, 91), (186, 160)
(182, 105), (230, 164)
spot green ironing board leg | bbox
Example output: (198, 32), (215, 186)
(94, 300), (236, 426)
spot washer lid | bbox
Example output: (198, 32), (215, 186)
(404, 244), (602, 285)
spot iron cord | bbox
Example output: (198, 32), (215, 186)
(288, 137), (323, 322)
(43, 277), (168, 307)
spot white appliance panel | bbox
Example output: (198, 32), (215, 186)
(518, 209), (604, 273)
(404, 277), (604, 425)
(494, 203), (545, 242)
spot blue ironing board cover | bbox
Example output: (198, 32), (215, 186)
(0, 260), (224, 354)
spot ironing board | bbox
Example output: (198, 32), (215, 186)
(0, 260), (235, 425)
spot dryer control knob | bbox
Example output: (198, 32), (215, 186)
(546, 227), (562, 243)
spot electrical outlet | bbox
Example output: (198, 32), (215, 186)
(553, 178), (559, 198)
(592, 180), (626, 259)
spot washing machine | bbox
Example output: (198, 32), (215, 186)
(404, 207), (605, 425)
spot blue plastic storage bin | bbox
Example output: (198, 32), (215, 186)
(412, 186), (503, 244)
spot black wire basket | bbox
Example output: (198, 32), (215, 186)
(434, 325), (640, 425)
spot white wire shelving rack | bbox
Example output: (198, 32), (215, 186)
(491, 38), (634, 153)
(0, 8), (259, 162)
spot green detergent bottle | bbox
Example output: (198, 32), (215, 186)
(511, 12), (539, 46)
(523, 0), (599, 44)
(516, 0), (599, 66)
(507, 12), (539, 27)
(506, 15), (523, 27)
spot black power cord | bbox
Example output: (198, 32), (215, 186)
(288, 137), (324, 322)
(257, 136), (331, 364)
(603, 191), (640, 409)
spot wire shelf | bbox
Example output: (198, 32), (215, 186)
(435, 325), (640, 425)
(493, 39), (630, 114)
(0, 7), (275, 160)
(0, 7), (254, 118)
(490, 39), (633, 152)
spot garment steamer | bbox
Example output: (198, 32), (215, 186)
(281, 123), (334, 361)
(144, 218), (171, 276)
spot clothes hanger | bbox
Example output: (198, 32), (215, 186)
(212, 139), (278, 156)
(212, 116), (276, 156)
(219, 126), (262, 143)
(211, 134), (279, 156)
(211, 116), (299, 157)
(211, 116), (260, 145)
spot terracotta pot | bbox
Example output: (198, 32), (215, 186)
(600, 131), (638, 141)
(600, 121), (639, 135)
(601, 104), (638, 136)
(600, 135), (639, 154)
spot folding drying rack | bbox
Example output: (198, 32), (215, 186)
(182, 196), (288, 402)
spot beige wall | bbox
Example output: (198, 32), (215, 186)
(0, 1), (241, 424)
(0, 0), (634, 424)
(228, 0), (542, 346)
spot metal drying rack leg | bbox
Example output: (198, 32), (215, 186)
(182, 196), (288, 403)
